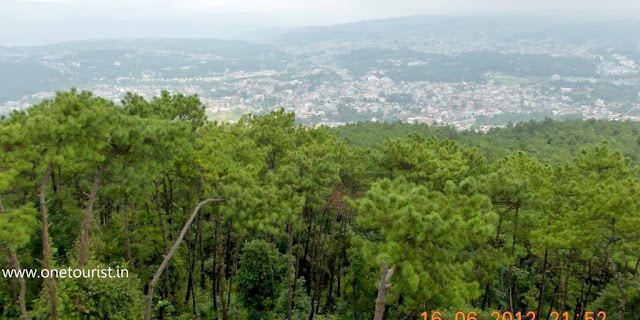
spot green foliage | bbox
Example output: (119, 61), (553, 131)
(375, 134), (486, 190)
(352, 177), (496, 314)
(0, 205), (38, 250)
(31, 263), (144, 320)
(335, 119), (640, 163)
(237, 240), (286, 318)
(1, 90), (640, 320)
(591, 283), (640, 320)
(273, 277), (311, 320)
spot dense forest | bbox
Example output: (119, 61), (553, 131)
(1, 89), (640, 320)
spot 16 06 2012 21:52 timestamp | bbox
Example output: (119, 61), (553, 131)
(420, 311), (608, 320)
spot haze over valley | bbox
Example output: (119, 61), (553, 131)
(1, 15), (639, 130)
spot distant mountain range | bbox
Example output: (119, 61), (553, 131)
(3, 15), (639, 49)
(239, 15), (640, 49)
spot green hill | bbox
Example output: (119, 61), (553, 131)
(334, 118), (640, 163)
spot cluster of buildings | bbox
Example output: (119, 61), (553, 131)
(2, 36), (639, 131)
(198, 71), (640, 130)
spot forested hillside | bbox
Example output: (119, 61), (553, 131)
(1, 90), (640, 320)
(335, 120), (640, 163)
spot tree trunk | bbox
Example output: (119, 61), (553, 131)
(482, 207), (509, 309)
(162, 176), (174, 242)
(373, 261), (396, 320)
(1, 200), (29, 320)
(39, 162), (57, 320)
(286, 223), (295, 320)
(560, 261), (569, 313)
(124, 204), (134, 272)
(536, 248), (549, 317)
(8, 248), (29, 320)
(226, 230), (241, 316)
(548, 276), (559, 319)
(215, 211), (229, 320)
(325, 257), (336, 312)
(481, 283), (491, 309)
(154, 180), (171, 300)
(311, 217), (329, 319)
(574, 262), (589, 320)
(611, 259), (627, 320)
(144, 198), (224, 320)
(224, 220), (233, 310)
(198, 213), (206, 290)
(293, 231), (302, 303)
(185, 232), (195, 304)
(212, 213), (219, 314)
(582, 264), (595, 320)
(511, 206), (519, 256)
(509, 206), (520, 312)
(617, 284), (627, 320)
(77, 164), (106, 268)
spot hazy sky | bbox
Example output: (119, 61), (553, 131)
(2, 0), (640, 45)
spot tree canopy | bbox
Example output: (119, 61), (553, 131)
(1, 89), (639, 320)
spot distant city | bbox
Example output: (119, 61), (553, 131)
(1, 16), (639, 131)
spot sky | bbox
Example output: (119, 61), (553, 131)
(1, 0), (640, 45)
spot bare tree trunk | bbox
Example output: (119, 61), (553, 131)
(144, 198), (224, 320)
(8, 248), (29, 320)
(1, 198), (29, 320)
(39, 162), (57, 320)
(77, 164), (105, 268)
(373, 261), (396, 320)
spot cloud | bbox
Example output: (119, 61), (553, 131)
(2, 0), (640, 45)
(11, 0), (640, 17)
(20, 0), (72, 2)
